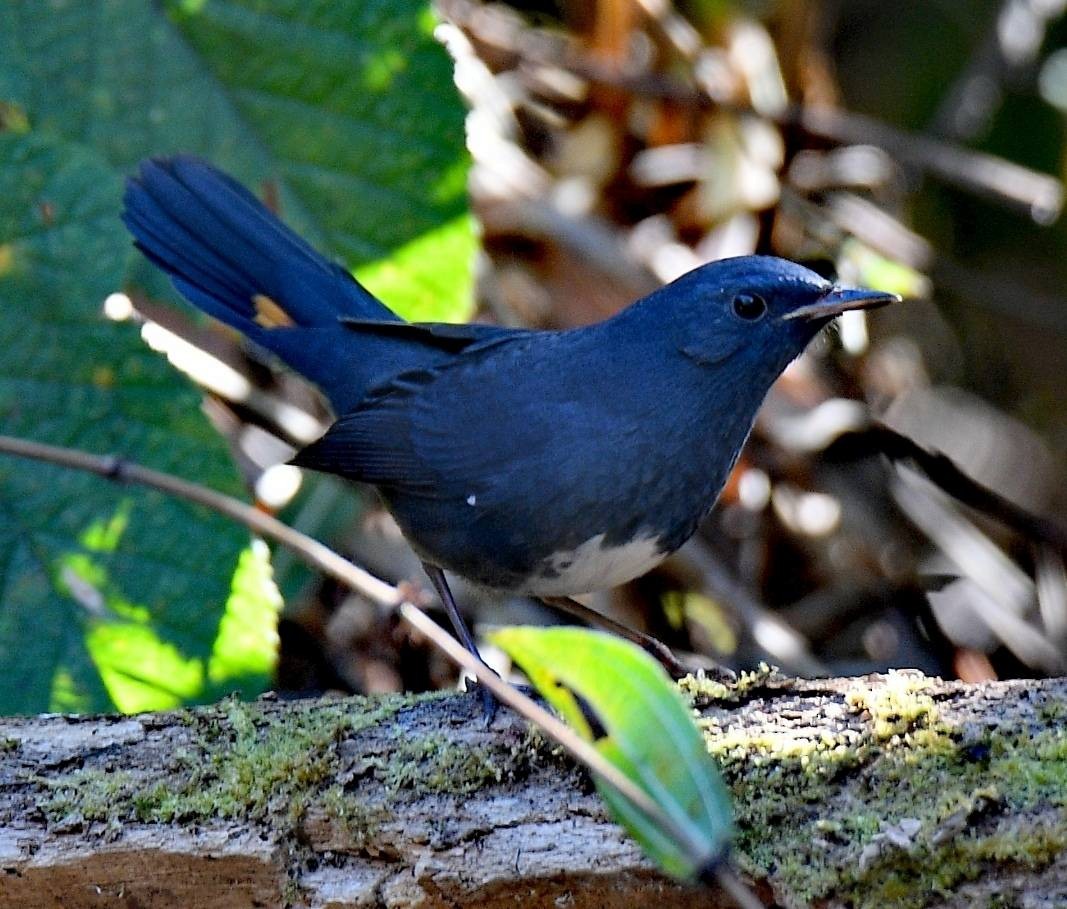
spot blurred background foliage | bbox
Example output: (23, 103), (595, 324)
(2, 0), (1067, 714)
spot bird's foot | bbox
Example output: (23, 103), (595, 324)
(638, 636), (692, 680)
(700, 661), (738, 685)
(463, 675), (499, 726)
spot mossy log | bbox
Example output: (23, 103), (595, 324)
(1, 671), (1065, 908)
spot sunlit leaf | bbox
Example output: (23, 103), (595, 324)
(490, 626), (733, 880)
(165, 0), (475, 323)
(0, 132), (278, 714)
(207, 539), (282, 694)
(0, 0), (474, 324)
(0, 0), (475, 713)
(85, 540), (281, 712)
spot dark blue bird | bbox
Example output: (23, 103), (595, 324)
(122, 156), (897, 669)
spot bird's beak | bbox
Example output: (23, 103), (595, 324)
(782, 286), (902, 322)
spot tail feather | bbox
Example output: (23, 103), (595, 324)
(122, 156), (398, 333)
(175, 157), (328, 272)
(124, 187), (258, 329)
(122, 155), (414, 412)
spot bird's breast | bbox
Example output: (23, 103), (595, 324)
(518, 532), (668, 597)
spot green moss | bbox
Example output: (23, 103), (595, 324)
(694, 671), (1067, 908)
(374, 732), (505, 795)
(316, 783), (388, 847)
(36, 690), (549, 844)
(40, 693), (419, 833)
(0, 737), (18, 753)
(1038, 700), (1067, 724)
(281, 877), (304, 908)
(44, 768), (138, 824)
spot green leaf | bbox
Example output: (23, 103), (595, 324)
(85, 539), (282, 712)
(0, 132), (280, 714)
(0, 0), (475, 323)
(489, 626), (734, 880)
(0, 0), (476, 712)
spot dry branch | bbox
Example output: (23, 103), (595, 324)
(2, 671), (1066, 908)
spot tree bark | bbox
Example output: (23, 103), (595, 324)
(1, 671), (1065, 908)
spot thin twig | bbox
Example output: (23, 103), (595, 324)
(0, 434), (400, 608)
(0, 433), (755, 903)
(860, 424), (1067, 554)
(708, 865), (766, 909)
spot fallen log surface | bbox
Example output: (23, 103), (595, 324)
(1, 670), (1065, 908)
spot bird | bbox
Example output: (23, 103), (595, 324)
(122, 155), (899, 681)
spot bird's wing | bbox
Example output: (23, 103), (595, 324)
(289, 331), (597, 498)
(288, 371), (440, 491)
(339, 318), (529, 355)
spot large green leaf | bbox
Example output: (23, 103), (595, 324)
(0, 0), (475, 323)
(0, 132), (280, 714)
(0, 0), (475, 712)
(166, 0), (474, 322)
(489, 627), (734, 881)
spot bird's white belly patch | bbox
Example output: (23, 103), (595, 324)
(523, 533), (666, 597)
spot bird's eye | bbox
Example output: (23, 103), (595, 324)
(732, 293), (767, 321)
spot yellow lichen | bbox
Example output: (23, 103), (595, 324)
(690, 671), (1067, 907)
(844, 671), (939, 741)
(679, 661), (778, 704)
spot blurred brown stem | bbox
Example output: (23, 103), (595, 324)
(853, 423), (1067, 554)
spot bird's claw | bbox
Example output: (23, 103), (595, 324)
(466, 678), (498, 726)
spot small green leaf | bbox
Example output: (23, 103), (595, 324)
(839, 238), (930, 299)
(489, 626), (733, 880)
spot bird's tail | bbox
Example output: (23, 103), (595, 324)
(122, 156), (400, 410)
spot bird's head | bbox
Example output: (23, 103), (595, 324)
(637, 255), (900, 380)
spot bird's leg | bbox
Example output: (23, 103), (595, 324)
(421, 562), (498, 720)
(540, 595), (690, 679)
